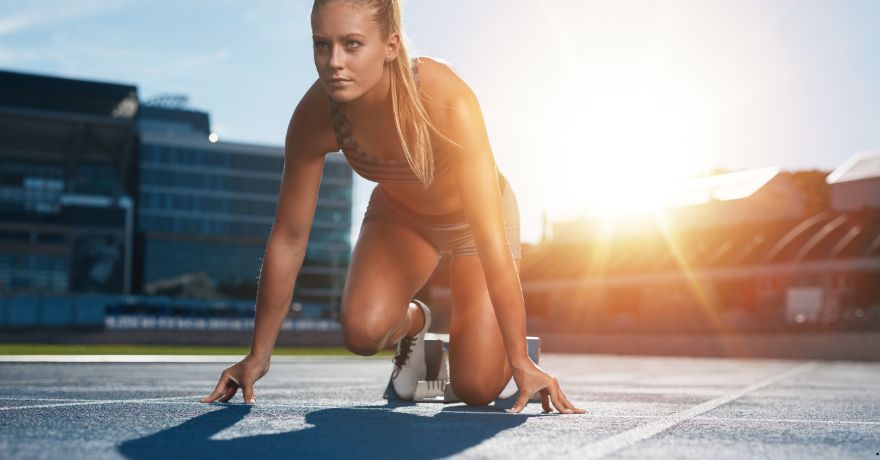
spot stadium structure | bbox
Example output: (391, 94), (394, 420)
(516, 153), (880, 334)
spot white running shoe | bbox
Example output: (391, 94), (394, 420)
(391, 299), (432, 400)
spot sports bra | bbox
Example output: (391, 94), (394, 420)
(328, 57), (453, 184)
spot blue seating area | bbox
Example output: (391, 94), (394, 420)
(0, 294), (110, 327)
(0, 294), (332, 329)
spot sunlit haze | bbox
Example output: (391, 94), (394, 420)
(1, 0), (878, 242)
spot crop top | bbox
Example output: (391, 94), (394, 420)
(328, 57), (453, 184)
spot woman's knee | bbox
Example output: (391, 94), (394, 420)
(340, 307), (393, 356)
(449, 352), (509, 406)
(451, 377), (504, 406)
(341, 322), (385, 356)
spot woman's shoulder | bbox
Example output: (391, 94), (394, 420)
(413, 56), (481, 139)
(287, 79), (339, 156)
(413, 55), (473, 104)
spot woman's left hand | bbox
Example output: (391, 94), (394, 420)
(508, 360), (587, 414)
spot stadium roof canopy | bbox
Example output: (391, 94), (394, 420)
(523, 208), (880, 281)
(663, 166), (780, 207)
(827, 150), (880, 184)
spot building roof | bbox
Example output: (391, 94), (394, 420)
(139, 106), (210, 135)
(139, 129), (285, 157)
(827, 150), (880, 184)
(0, 69), (138, 120)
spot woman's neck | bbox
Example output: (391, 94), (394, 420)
(343, 66), (394, 120)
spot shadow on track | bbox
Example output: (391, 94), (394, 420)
(118, 403), (531, 460)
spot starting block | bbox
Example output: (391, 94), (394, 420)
(383, 333), (541, 404)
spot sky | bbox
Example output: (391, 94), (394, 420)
(1, 0), (878, 243)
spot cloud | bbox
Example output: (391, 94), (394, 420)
(177, 48), (232, 69)
(0, 12), (37, 35)
(0, 0), (130, 36)
(0, 46), (41, 65)
(240, 0), (312, 41)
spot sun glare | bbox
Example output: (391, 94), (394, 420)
(526, 1), (724, 225)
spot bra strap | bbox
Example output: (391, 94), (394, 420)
(412, 57), (420, 88)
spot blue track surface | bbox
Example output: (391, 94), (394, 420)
(0, 355), (878, 459)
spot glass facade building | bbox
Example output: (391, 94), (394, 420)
(138, 106), (353, 311)
(1, 69), (353, 315)
(0, 70), (137, 295)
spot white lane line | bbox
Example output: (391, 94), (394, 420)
(577, 414), (879, 426)
(578, 361), (819, 460)
(0, 397), (92, 402)
(693, 416), (880, 426)
(0, 395), (201, 411)
(0, 355), (362, 363)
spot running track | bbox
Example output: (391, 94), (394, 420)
(0, 354), (878, 459)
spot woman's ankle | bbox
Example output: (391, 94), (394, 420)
(406, 302), (425, 336)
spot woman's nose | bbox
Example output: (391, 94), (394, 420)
(329, 46), (345, 69)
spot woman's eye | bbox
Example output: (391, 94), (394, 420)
(313, 41), (359, 49)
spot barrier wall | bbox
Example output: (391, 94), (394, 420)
(0, 294), (329, 329)
(0, 295), (110, 328)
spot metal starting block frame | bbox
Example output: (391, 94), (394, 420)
(383, 333), (541, 403)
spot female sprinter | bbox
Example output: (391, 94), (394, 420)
(201, 0), (585, 415)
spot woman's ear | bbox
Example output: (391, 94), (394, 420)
(385, 32), (401, 62)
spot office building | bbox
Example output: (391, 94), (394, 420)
(138, 101), (353, 311)
(0, 70), (137, 294)
(1, 69), (353, 316)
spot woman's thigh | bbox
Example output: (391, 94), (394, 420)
(340, 220), (441, 349)
(448, 256), (520, 405)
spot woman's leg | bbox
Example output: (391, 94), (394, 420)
(340, 221), (441, 356)
(448, 255), (521, 406)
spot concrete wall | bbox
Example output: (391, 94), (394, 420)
(540, 331), (880, 361)
(831, 178), (880, 212)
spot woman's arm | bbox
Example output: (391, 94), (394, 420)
(249, 91), (330, 362)
(437, 81), (530, 369)
(201, 85), (329, 404)
(431, 63), (585, 414)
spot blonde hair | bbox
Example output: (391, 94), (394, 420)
(311, 0), (458, 188)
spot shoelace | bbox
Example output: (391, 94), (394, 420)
(390, 335), (417, 379)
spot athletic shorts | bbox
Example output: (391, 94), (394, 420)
(361, 174), (522, 261)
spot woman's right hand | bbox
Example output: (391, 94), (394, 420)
(509, 359), (586, 415)
(199, 354), (270, 404)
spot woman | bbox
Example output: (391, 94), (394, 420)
(201, 0), (585, 415)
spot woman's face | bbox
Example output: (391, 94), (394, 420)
(311, 3), (397, 102)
